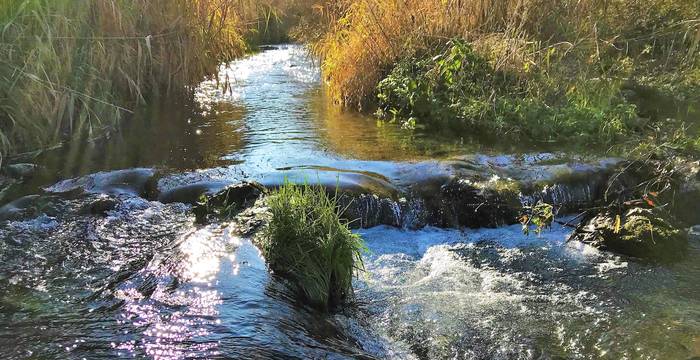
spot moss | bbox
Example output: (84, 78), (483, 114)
(620, 208), (682, 244)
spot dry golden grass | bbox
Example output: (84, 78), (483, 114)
(310, 0), (700, 108)
(0, 0), (256, 161)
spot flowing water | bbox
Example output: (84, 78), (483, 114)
(1, 45), (699, 359)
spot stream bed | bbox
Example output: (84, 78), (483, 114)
(1, 45), (699, 359)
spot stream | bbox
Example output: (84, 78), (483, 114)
(1, 44), (699, 359)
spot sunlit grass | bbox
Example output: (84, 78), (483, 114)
(308, 0), (700, 113)
(258, 181), (364, 310)
(0, 0), (253, 162)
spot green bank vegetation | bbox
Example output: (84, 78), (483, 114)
(258, 182), (365, 310)
(303, 0), (700, 148)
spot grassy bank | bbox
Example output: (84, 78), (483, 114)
(0, 0), (255, 163)
(304, 0), (700, 147)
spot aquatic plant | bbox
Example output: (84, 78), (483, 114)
(258, 181), (365, 310)
(519, 201), (554, 236)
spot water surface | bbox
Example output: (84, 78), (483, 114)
(1, 44), (699, 359)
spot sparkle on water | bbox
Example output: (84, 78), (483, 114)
(1, 45), (699, 359)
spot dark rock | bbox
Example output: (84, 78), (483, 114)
(337, 193), (401, 228)
(448, 154), (620, 216)
(600, 158), (700, 225)
(230, 198), (271, 236)
(522, 167), (613, 214)
(569, 206), (687, 261)
(80, 196), (119, 216)
(157, 181), (232, 204)
(192, 182), (266, 223)
(0, 195), (42, 221)
(435, 177), (521, 228)
(403, 173), (522, 228)
(670, 160), (700, 224)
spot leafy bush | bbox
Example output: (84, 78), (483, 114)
(258, 181), (365, 310)
(375, 40), (639, 144)
(308, 0), (698, 148)
(375, 40), (499, 128)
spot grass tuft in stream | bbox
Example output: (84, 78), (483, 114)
(258, 181), (365, 310)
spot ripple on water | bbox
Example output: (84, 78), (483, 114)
(355, 223), (700, 359)
(0, 194), (383, 359)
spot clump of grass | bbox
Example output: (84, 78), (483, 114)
(0, 0), (252, 163)
(258, 181), (365, 310)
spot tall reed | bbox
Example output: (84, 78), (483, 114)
(309, 0), (700, 108)
(0, 0), (253, 162)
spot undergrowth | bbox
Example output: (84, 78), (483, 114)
(258, 181), (365, 310)
(375, 40), (638, 144)
(303, 0), (700, 146)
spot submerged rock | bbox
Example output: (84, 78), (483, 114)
(337, 193), (402, 228)
(436, 177), (521, 228)
(258, 169), (399, 199)
(79, 196), (119, 216)
(45, 168), (156, 197)
(158, 180), (232, 204)
(569, 206), (687, 261)
(0, 195), (42, 221)
(0, 194), (61, 221)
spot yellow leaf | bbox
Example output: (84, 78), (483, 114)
(614, 215), (621, 234)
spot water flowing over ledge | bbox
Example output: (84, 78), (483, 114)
(1, 45), (700, 359)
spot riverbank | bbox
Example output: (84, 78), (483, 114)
(0, 0), (253, 163)
(305, 0), (700, 149)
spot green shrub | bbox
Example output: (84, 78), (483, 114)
(258, 181), (365, 310)
(375, 39), (639, 145)
(376, 40), (500, 128)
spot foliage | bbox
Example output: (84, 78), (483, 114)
(375, 40), (499, 128)
(307, 0), (699, 144)
(312, 0), (699, 106)
(0, 0), (254, 163)
(375, 40), (639, 144)
(519, 201), (554, 236)
(258, 181), (365, 310)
